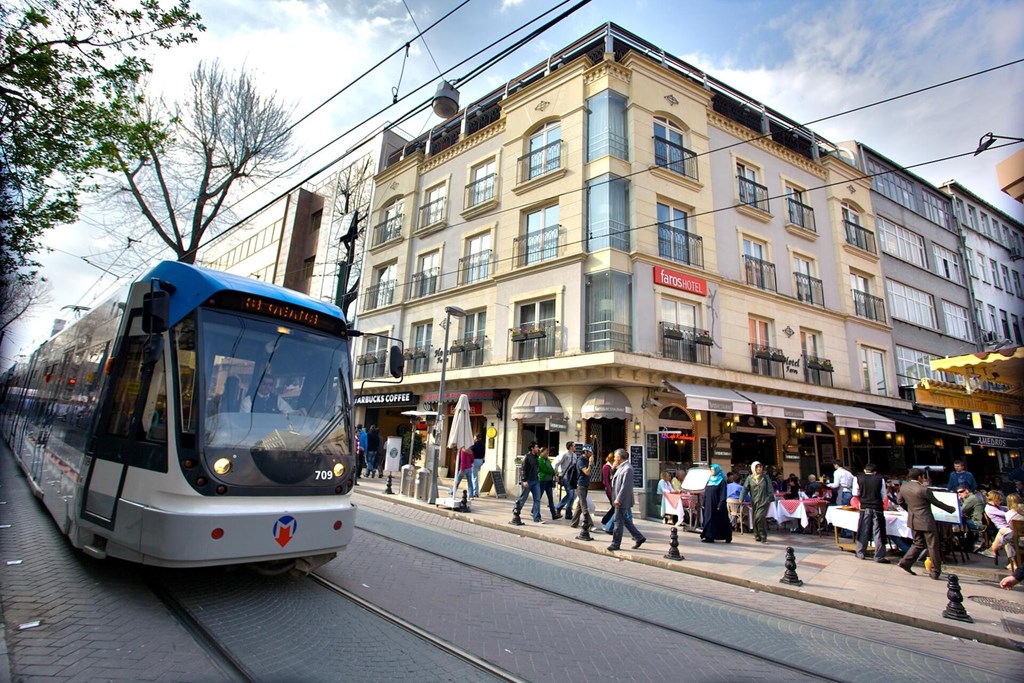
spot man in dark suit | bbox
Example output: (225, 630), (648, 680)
(897, 468), (956, 580)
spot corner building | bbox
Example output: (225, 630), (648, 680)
(354, 24), (914, 514)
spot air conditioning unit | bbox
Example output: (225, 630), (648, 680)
(981, 330), (999, 344)
(1010, 246), (1023, 261)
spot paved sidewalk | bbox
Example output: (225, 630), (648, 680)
(354, 473), (1024, 650)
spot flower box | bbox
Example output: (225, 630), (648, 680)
(461, 341), (481, 351)
(526, 330), (546, 340)
(448, 343), (465, 353)
(771, 352), (787, 362)
(663, 328), (685, 340)
(695, 334), (714, 346)
(753, 348), (771, 360)
(512, 329), (545, 342)
(357, 353), (379, 365)
(808, 359), (833, 371)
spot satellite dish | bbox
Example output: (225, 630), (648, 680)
(432, 80), (460, 119)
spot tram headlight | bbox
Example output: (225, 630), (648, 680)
(213, 458), (232, 475)
(333, 463), (345, 478)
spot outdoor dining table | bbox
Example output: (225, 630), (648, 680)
(769, 498), (828, 529)
(662, 490), (703, 530)
(824, 506), (911, 552)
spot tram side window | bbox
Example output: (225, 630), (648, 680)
(106, 336), (168, 443)
(174, 315), (198, 437)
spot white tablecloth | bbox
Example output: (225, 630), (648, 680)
(770, 500), (808, 528)
(824, 506), (911, 538)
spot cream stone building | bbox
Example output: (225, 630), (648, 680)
(350, 24), (962, 515)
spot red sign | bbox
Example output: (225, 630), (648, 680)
(653, 266), (707, 296)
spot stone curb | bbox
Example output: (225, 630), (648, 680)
(357, 488), (1022, 652)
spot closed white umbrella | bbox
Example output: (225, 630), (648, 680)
(447, 394), (474, 451)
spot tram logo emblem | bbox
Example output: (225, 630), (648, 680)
(273, 515), (297, 547)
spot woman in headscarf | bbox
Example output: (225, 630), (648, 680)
(658, 471), (678, 524)
(700, 464), (732, 543)
(741, 461), (774, 543)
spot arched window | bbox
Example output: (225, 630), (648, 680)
(522, 121), (562, 181)
(654, 117), (697, 180)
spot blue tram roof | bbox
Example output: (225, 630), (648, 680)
(142, 261), (346, 329)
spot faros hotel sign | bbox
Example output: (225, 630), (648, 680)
(653, 266), (707, 296)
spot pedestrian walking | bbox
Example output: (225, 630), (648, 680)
(600, 453), (616, 528)
(538, 447), (560, 519)
(452, 446), (474, 497)
(514, 442), (543, 523)
(897, 468), (955, 579)
(570, 446), (595, 537)
(607, 448), (646, 551)
(354, 424), (366, 487)
(365, 425), (381, 478)
(700, 464), (732, 543)
(469, 433), (485, 498)
(853, 462), (890, 563)
(552, 441), (577, 517)
(740, 461), (773, 543)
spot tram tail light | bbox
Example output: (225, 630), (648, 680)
(211, 528), (224, 540)
(333, 521), (342, 530)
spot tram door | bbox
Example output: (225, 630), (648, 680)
(81, 458), (125, 523)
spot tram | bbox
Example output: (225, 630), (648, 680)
(1, 261), (401, 572)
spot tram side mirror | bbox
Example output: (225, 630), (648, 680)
(142, 291), (169, 334)
(388, 345), (404, 380)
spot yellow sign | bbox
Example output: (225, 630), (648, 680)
(486, 426), (497, 438)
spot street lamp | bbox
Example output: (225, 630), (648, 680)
(428, 305), (466, 505)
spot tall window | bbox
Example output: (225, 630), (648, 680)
(878, 217), (926, 267)
(743, 237), (775, 291)
(886, 280), (936, 328)
(585, 271), (631, 352)
(662, 298), (698, 329)
(657, 202), (690, 264)
(460, 310), (486, 367)
(587, 174), (629, 251)
(990, 258), (1001, 288)
(464, 233), (491, 284)
(800, 329), (821, 358)
(896, 346), (938, 386)
(653, 117), (696, 179)
(301, 256), (315, 292)
(1001, 309), (1012, 340)
(942, 301), (972, 341)
(525, 121), (561, 180)
(467, 159), (496, 208)
(748, 317), (771, 348)
(409, 322), (433, 374)
(867, 158), (916, 210)
(587, 90), (628, 161)
(413, 251), (440, 298)
(1001, 264), (1012, 291)
(516, 298), (556, 360)
(523, 205), (559, 265)
(661, 298), (702, 363)
(785, 185), (814, 230)
(922, 192), (951, 229)
(932, 244), (963, 283)
(736, 161), (767, 211)
(1013, 271), (1022, 298)
(967, 206), (979, 230)
(793, 255), (822, 306)
(421, 183), (447, 228)
(860, 347), (888, 395)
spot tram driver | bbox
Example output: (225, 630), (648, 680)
(241, 370), (295, 415)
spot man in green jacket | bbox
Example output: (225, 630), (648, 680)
(740, 461), (774, 543)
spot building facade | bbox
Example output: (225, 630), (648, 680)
(352, 24), (960, 513)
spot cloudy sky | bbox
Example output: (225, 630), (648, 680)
(4, 0), (1023, 365)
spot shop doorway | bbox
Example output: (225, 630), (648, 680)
(584, 418), (626, 460)
(729, 429), (777, 472)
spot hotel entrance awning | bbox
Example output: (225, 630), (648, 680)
(829, 405), (896, 432)
(581, 387), (632, 419)
(664, 382), (753, 415)
(735, 391), (831, 422)
(510, 389), (564, 420)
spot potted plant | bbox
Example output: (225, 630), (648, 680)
(462, 339), (481, 351)
(771, 350), (787, 362)
(525, 327), (546, 340)
(663, 326), (685, 340)
(357, 353), (379, 365)
(449, 342), (465, 353)
(753, 345), (771, 360)
(695, 330), (713, 345)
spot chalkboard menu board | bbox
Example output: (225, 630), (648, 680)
(646, 433), (659, 461)
(629, 445), (645, 490)
(482, 470), (507, 498)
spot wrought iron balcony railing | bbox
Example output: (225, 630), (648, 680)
(509, 320), (557, 361)
(654, 137), (698, 180)
(852, 289), (886, 323)
(518, 140), (564, 183)
(844, 220), (877, 254)
(459, 250), (492, 285)
(372, 214), (403, 247)
(657, 221), (704, 268)
(513, 226), (561, 268)
(661, 323), (713, 365)
(464, 174), (496, 208)
(363, 280), (396, 310)
(749, 343), (786, 378)
(744, 255), (777, 292)
(737, 176), (770, 212)
(794, 272), (824, 307)
(410, 268), (439, 299)
(786, 197), (816, 231)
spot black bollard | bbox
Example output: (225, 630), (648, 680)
(780, 546), (804, 586)
(664, 526), (684, 561)
(458, 490), (469, 512)
(575, 525), (593, 541)
(510, 503), (524, 526)
(384, 473), (395, 495)
(942, 574), (974, 623)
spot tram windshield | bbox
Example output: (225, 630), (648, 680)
(187, 309), (353, 487)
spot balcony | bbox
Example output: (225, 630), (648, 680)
(844, 220), (877, 254)
(372, 214), (403, 247)
(459, 250), (492, 285)
(786, 197), (816, 232)
(585, 320), (631, 352)
(513, 226), (561, 268)
(587, 219), (630, 252)
(737, 176), (770, 213)
(750, 343), (786, 378)
(356, 352), (386, 379)
(509, 320), (557, 361)
(464, 174), (497, 209)
(794, 272), (824, 307)
(403, 345), (432, 374)
(654, 137), (698, 181)
(418, 197), (447, 231)
(661, 323), (713, 365)
(517, 140), (564, 184)
(410, 267), (439, 299)
(657, 222), (704, 268)
(744, 255), (777, 292)
(803, 354), (834, 387)
(451, 335), (485, 369)
(852, 289), (886, 323)
(363, 279), (396, 311)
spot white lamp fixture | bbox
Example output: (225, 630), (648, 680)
(995, 413), (1004, 429)
(971, 412), (982, 430)
(432, 80), (460, 118)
